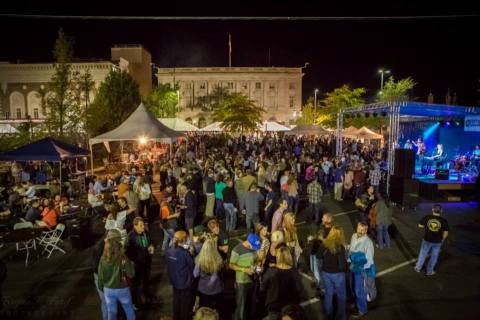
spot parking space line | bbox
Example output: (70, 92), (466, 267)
(376, 258), (417, 277)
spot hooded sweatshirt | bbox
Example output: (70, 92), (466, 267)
(349, 233), (374, 269)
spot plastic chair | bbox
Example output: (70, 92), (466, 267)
(13, 222), (36, 267)
(42, 223), (66, 258)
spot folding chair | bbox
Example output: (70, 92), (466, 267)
(41, 223), (66, 258)
(13, 222), (37, 267)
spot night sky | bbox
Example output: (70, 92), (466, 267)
(1, 2), (480, 105)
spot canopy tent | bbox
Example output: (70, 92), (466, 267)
(158, 118), (199, 132)
(0, 124), (19, 134)
(90, 103), (183, 145)
(0, 137), (88, 162)
(199, 122), (224, 132)
(342, 126), (358, 134)
(285, 124), (330, 136)
(258, 121), (291, 132)
(354, 126), (383, 140)
(0, 137), (89, 188)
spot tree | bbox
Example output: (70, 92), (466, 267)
(377, 76), (416, 103)
(296, 102), (317, 125)
(196, 86), (231, 111)
(87, 70), (141, 137)
(212, 93), (264, 133)
(145, 83), (179, 118)
(41, 29), (75, 138)
(317, 85), (366, 128)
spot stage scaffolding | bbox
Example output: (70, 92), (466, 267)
(335, 101), (479, 196)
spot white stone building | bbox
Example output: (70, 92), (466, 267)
(156, 67), (303, 127)
(0, 45), (152, 123)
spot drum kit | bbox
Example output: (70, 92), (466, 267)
(451, 153), (479, 175)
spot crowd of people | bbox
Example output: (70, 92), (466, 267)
(0, 133), (452, 320)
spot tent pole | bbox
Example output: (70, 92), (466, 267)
(89, 142), (94, 175)
(59, 161), (62, 195)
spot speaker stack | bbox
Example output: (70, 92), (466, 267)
(389, 149), (419, 207)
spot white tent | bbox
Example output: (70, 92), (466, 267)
(0, 124), (19, 134)
(258, 121), (291, 132)
(90, 103), (183, 144)
(354, 126), (383, 140)
(199, 122), (224, 132)
(158, 118), (199, 132)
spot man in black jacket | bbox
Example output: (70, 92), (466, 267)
(182, 183), (197, 239)
(125, 217), (155, 308)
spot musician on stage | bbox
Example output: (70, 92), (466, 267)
(403, 139), (413, 150)
(473, 145), (480, 171)
(412, 137), (426, 173)
(427, 144), (444, 161)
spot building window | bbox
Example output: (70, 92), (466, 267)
(269, 83), (275, 89)
(16, 108), (22, 119)
(199, 83), (206, 89)
(255, 82), (262, 89)
(34, 108), (39, 119)
(289, 83), (295, 90)
(185, 82), (192, 89)
(289, 96), (294, 108)
(227, 82), (234, 89)
(242, 83), (248, 90)
(5, 111), (9, 119)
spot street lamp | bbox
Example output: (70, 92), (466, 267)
(314, 88), (319, 114)
(378, 69), (391, 92)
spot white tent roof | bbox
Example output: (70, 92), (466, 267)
(258, 121), (291, 132)
(199, 122), (224, 132)
(0, 124), (19, 134)
(158, 118), (199, 132)
(90, 103), (183, 144)
(342, 126), (358, 133)
(343, 126), (383, 139)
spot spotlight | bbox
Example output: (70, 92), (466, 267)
(446, 121), (451, 127)
(373, 112), (378, 117)
(381, 111), (387, 117)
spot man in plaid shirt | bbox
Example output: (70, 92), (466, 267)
(307, 178), (323, 224)
(369, 164), (382, 194)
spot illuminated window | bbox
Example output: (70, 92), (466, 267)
(255, 82), (262, 89)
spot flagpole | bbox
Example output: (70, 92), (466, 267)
(228, 34), (232, 68)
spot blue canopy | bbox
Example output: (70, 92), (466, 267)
(0, 137), (88, 162)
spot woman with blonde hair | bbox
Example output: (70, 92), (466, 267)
(260, 246), (304, 319)
(283, 213), (302, 265)
(263, 230), (286, 273)
(317, 226), (348, 320)
(98, 238), (136, 320)
(193, 236), (224, 311)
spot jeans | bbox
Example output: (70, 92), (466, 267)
(162, 228), (175, 252)
(334, 182), (343, 200)
(376, 224), (391, 248)
(415, 240), (442, 274)
(224, 202), (237, 232)
(138, 198), (150, 220)
(132, 261), (152, 306)
(215, 199), (224, 219)
(352, 271), (367, 315)
(246, 215), (259, 234)
(322, 271), (346, 320)
(308, 202), (323, 224)
(234, 282), (253, 320)
(104, 287), (135, 320)
(310, 255), (324, 292)
(173, 286), (194, 320)
(205, 193), (215, 217)
(94, 273), (107, 320)
(287, 196), (298, 213)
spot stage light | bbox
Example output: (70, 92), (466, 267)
(138, 136), (147, 144)
(446, 121), (451, 127)
(373, 112), (378, 117)
(381, 111), (387, 117)
(423, 122), (440, 140)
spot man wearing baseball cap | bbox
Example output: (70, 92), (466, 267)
(229, 233), (261, 320)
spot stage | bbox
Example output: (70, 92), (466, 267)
(416, 177), (477, 201)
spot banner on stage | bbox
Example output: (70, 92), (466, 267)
(464, 116), (480, 132)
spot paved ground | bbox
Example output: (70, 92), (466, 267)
(1, 195), (480, 320)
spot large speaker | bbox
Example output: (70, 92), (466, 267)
(394, 149), (415, 178)
(67, 218), (92, 249)
(389, 175), (419, 206)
